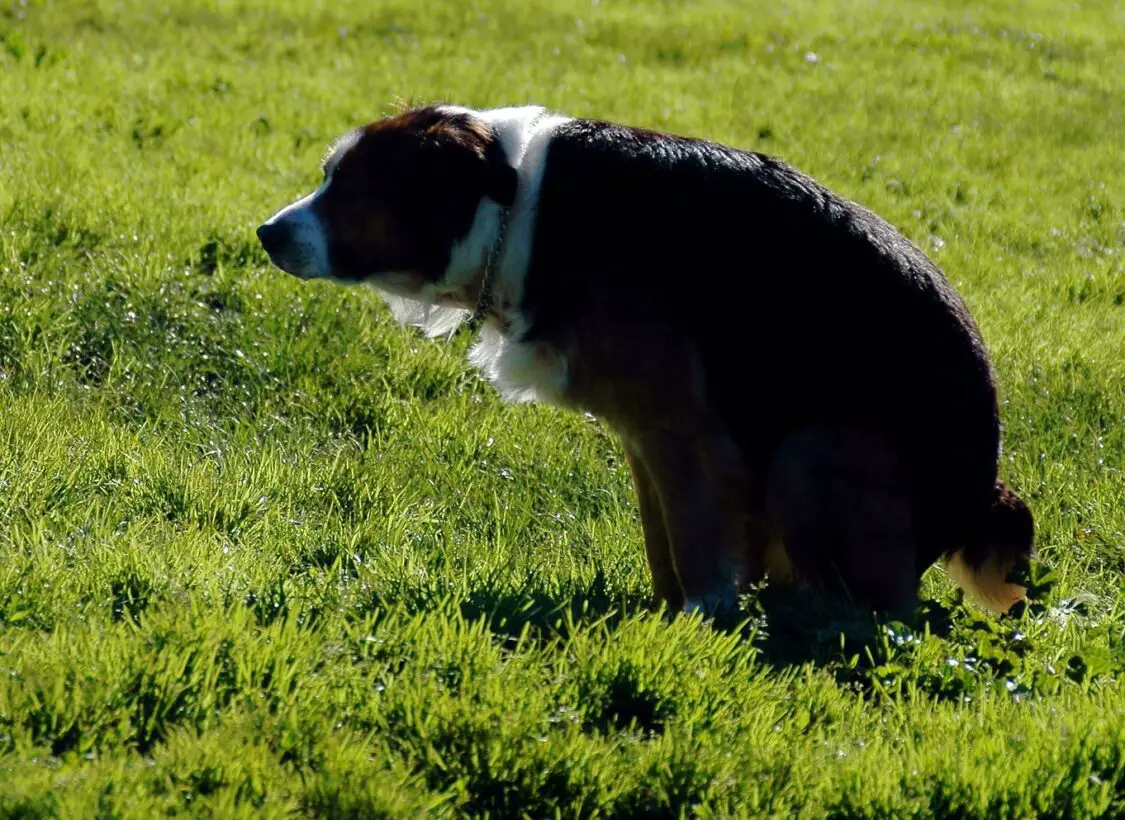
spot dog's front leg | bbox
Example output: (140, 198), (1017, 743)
(632, 431), (743, 615)
(623, 442), (684, 611)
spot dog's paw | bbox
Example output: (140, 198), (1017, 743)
(682, 587), (738, 618)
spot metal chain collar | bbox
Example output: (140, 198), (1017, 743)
(464, 107), (547, 335)
(466, 203), (511, 333)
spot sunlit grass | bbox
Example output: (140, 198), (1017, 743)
(1, 0), (1123, 815)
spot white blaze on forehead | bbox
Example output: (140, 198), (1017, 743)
(322, 129), (362, 178)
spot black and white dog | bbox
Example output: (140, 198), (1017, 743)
(257, 103), (1034, 616)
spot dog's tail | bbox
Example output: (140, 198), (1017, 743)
(942, 480), (1035, 614)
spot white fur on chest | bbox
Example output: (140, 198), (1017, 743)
(468, 319), (569, 406)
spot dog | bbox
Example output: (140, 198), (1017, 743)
(256, 103), (1035, 617)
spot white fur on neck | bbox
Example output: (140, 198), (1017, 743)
(467, 105), (572, 317)
(384, 104), (574, 406)
(466, 105), (572, 404)
(376, 106), (552, 340)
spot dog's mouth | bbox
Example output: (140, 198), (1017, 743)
(263, 249), (316, 280)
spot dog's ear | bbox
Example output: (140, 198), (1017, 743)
(414, 110), (518, 207)
(421, 133), (517, 208)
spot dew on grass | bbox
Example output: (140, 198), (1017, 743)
(885, 624), (918, 647)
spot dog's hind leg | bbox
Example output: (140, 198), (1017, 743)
(765, 426), (920, 613)
(623, 442), (684, 612)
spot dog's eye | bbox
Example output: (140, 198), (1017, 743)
(327, 174), (372, 201)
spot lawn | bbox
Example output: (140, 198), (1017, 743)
(1, 0), (1123, 815)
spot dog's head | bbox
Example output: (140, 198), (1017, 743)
(256, 105), (518, 301)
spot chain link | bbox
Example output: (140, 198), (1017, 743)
(467, 204), (511, 332)
(465, 108), (548, 334)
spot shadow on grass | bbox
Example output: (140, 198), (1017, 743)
(449, 577), (1052, 706)
(727, 561), (1072, 704)
(454, 574), (656, 645)
(739, 581), (958, 668)
(356, 569), (958, 664)
(355, 571), (943, 670)
(347, 559), (1071, 706)
(351, 569), (658, 646)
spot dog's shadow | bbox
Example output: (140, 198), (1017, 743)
(452, 569), (655, 646)
(449, 572), (966, 675)
(728, 583), (962, 670)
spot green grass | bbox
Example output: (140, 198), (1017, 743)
(1, 0), (1123, 815)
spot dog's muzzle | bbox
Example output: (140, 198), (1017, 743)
(256, 193), (329, 280)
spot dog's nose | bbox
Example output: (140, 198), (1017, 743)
(256, 221), (286, 254)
